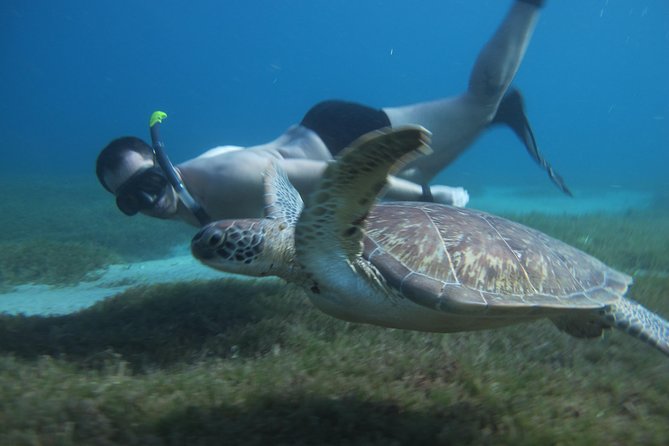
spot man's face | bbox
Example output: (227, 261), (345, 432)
(104, 151), (178, 218)
(103, 151), (151, 192)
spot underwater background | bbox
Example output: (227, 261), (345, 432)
(1, 0), (668, 190)
(1, 1), (668, 445)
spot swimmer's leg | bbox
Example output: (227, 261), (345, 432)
(467, 0), (543, 107)
(384, 0), (544, 184)
(491, 88), (573, 196)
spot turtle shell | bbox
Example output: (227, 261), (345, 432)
(363, 203), (631, 316)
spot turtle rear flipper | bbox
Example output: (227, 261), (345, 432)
(599, 299), (669, 356)
(551, 314), (611, 339)
(552, 299), (669, 356)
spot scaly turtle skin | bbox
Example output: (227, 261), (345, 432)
(192, 126), (669, 357)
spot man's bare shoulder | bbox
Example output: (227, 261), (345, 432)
(196, 145), (244, 159)
(183, 146), (276, 170)
(174, 150), (271, 206)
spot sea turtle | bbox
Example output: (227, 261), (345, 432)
(191, 126), (669, 357)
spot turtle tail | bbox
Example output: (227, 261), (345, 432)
(599, 298), (669, 357)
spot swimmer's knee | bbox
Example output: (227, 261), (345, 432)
(468, 71), (512, 108)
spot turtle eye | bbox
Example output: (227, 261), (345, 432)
(207, 231), (223, 247)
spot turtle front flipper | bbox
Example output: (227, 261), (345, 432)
(600, 298), (669, 356)
(295, 126), (432, 266)
(263, 161), (303, 225)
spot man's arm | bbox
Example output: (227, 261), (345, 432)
(280, 158), (469, 207)
(387, 176), (469, 207)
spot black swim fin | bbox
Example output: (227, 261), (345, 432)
(491, 88), (573, 197)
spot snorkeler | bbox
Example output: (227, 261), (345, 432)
(97, 0), (566, 227)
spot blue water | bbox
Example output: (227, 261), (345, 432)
(1, 0), (668, 192)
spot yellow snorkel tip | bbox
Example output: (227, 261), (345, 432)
(149, 111), (168, 128)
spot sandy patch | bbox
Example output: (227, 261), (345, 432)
(0, 252), (223, 316)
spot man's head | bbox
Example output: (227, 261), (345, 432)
(96, 137), (177, 218)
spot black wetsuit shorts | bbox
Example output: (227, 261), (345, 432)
(300, 100), (391, 156)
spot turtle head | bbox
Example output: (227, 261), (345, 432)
(191, 218), (299, 281)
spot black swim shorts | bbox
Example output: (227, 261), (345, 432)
(300, 100), (391, 156)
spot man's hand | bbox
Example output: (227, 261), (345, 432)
(430, 185), (470, 207)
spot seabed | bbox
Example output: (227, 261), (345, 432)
(1, 175), (668, 445)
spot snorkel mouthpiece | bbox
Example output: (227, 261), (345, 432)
(149, 111), (211, 226)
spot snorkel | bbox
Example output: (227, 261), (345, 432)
(149, 111), (211, 226)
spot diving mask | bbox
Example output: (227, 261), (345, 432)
(114, 165), (169, 216)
